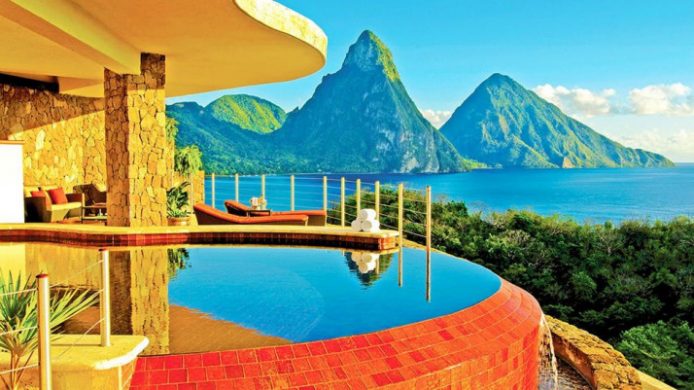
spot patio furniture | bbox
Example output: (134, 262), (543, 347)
(82, 203), (108, 222)
(24, 186), (84, 223)
(224, 200), (327, 226)
(73, 183), (107, 206)
(194, 203), (308, 226)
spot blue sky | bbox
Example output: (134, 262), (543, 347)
(168, 1), (694, 161)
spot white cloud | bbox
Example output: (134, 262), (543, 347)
(610, 128), (694, 162)
(421, 109), (452, 128)
(533, 84), (615, 118)
(628, 83), (693, 115)
(586, 115), (694, 162)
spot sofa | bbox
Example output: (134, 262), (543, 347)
(24, 186), (84, 222)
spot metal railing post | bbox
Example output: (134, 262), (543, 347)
(234, 173), (239, 202)
(261, 174), (266, 199)
(426, 186), (432, 255)
(99, 249), (111, 347)
(322, 176), (328, 212)
(36, 274), (52, 390)
(210, 173), (216, 208)
(398, 183), (404, 247)
(426, 186), (432, 302)
(290, 175), (295, 211)
(374, 181), (380, 221)
(340, 177), (345, 227)
(398, 248), (403, 287)
(355, 179), (361, 212)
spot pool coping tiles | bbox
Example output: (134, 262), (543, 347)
(0, 225), (397, 251)
(130, 280), (543, 389)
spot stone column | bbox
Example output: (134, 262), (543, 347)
(104, 53), (169, 227)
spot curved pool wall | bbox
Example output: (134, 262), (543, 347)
(0, 236), (544, 389)
(131, 279), (543, 389)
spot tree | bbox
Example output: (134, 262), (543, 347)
(617, 321), (694, 389)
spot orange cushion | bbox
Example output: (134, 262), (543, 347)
(31, 190), (52, 208)
(47, 187), (69, 205)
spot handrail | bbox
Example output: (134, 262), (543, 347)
(206, 173), (434, 261)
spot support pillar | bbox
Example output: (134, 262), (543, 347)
(105, 53), (168, 227)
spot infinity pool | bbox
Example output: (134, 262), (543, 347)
(1, 243), (501, 354)
(3, 242), (558, 388)
(168, 246), (501, 343)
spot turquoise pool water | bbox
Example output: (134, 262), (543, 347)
(168, 246), (501, 342)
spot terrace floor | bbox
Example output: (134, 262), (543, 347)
(0, 223), (398, 251)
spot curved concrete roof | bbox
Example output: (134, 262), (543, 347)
(0, 0), (327, 97)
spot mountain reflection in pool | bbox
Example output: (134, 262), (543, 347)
(167, 246), (500, 345)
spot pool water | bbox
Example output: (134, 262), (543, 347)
(1, 243), (501, 353)
(168, 246), (501, 342)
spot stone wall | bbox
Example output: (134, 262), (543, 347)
(547, 316), (642, 389)
(105, 53), (169, 227)
(0, 83), (105, 191)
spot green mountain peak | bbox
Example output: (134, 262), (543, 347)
(482, 72), (514, 85)
(342, 30), (400, 81)
(206, 94), (286, 134)
(440, 74), (674, 168)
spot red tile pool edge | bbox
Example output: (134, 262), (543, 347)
(129, 280), (543, 390)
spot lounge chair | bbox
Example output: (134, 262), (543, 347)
(194, 203), (308, 226)
(224, 200), (327, 226)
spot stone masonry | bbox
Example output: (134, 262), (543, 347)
(105, 53), (169, 227)
(0, 83), (105, 190)
(547, 316), (642, 389)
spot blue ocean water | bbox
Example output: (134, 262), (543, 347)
(168, 246), (500, 342)
(205, 164), (694, 223)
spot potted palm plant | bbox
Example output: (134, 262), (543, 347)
(0, 272), (98, 390)
(167, 181), (191, 226)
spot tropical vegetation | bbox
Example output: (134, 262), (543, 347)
(617, 321), (693, 389)
(167, 182), (190, 218)
(330, 189), (693, 386)
(0, 272), (98, 390)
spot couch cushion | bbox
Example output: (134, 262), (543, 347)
(24, 186), (40, 198)
(48, 187), (69, 204)
(31, 190), (52, 208)
(48, 202), (81, 211)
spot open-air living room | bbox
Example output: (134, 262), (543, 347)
(0, 1), (690, 390)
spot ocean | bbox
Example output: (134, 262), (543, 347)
(204, 164), (694, 224)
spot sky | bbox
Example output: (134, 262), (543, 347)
(167, 0), (694, 162)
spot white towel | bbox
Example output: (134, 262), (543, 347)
(361, 253), (379, 263)
(360, 219), (380, 233)
(351, 219), (362, 232)
(358, 209), (377, 221)
(356, 255), (377, 273)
